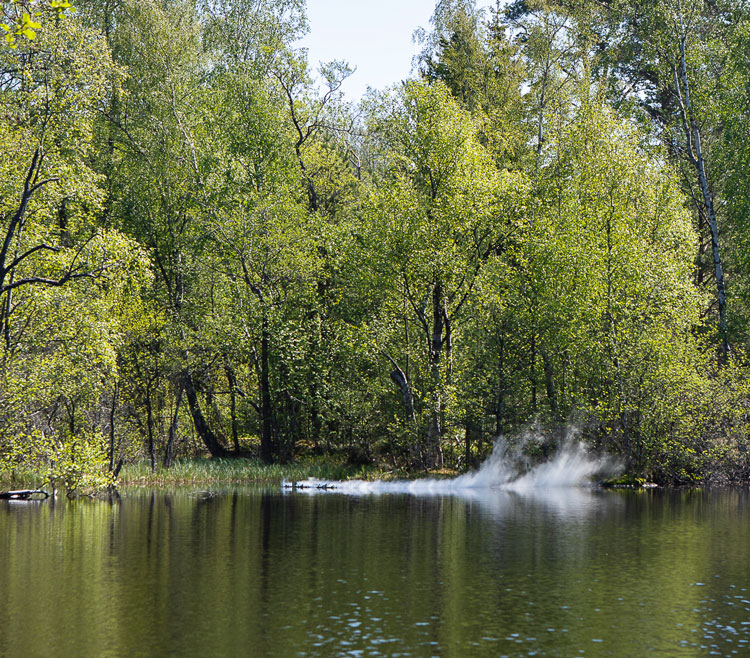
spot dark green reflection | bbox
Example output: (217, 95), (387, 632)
(1, 488), (750, 657)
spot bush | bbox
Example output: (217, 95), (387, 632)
(1, 430), (114, 496)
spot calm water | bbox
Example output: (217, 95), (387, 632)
(1, 486), (750, 657)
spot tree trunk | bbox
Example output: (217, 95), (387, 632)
(109, 383), (118, 473)
(426, 281), (445, 469)
(390, 365), (417, 425)
(496, 333), (505, 439)
(164, 381), (183, 467)
(225, 359), (241, 454)
(606, 209), (630, 466)
(386, 352), (422, 465)
(183, 369), (227, 457)
(530, 330), (537, 414)
(676, 34), (729, 359)
(307, 312), (323, 449)
(259, 315), (274, 463)
(2, 279), (12, 349)
(145, 387), (156, 472)
(541, 348), (558, 417)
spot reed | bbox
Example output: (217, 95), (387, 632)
(115, 457), (390, 487)
(1, 456), (416, 491)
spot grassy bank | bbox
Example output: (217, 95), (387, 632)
(0, 456), (402, 490)
(0, 455), (459, 492)
(117, 457), (392, 487)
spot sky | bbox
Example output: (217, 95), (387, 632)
(298, 1), (495, 101)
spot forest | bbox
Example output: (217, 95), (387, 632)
(2, 0), (750, 490)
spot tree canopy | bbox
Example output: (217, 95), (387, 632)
(3, 0), (750, 490)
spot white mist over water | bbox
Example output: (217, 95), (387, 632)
(287, 437), (619, 498)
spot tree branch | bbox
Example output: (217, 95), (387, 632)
(5, 243), (61, 273)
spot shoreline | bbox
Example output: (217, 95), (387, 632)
(4, 455), (746, 496)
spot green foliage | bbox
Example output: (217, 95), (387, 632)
(117, 456), (383, 487)
(1, 12), (41, 47)
(717, 12), (750, 348)
(602, 474), (647, 488)
(358, 79), (530, 467)
(1, 430), (113, 495)
(1, 1), (74, 49)
(2, 0), (750, 486)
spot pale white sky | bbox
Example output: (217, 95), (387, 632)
(298, 1), (495, 100)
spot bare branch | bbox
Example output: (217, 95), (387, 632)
(1, 270), (98, 294)
(5, 243), (61, 273)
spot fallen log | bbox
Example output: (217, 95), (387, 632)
(282, 480), (337, 491)
(0, 489), (49, 500)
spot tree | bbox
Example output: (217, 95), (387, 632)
(526, 94), (704, 470)
(610, 0), (732, 358)
(714, 5), (750, 349)
(519, 0), (739, 358)
(202, 74), (321, 461)
(0, 12), (148, 413)
(416, 0), (528, 166)
(0, 14), (126, 336)
(364, 80), (528, 468)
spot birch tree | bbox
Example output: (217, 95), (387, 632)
(366, 80), (528, 468)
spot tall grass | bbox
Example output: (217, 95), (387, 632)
(0, 465), (45, 489)
(1, 455), (426, 492)
(116, 457), (389, 487)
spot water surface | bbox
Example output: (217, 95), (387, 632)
(1, 486), (750, 657)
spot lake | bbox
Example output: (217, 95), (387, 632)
(2, 481), (750, 657)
